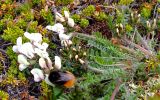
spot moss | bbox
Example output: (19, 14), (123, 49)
(61, 6), (69, 15)
(16, 3), (31, 13)
(82, 5), (95, 17)
(80, 19), (89, 28)
(141, 7), (151, 18)
(141, 3), (152, 18)
(40, 9), (54, 24)
(2, 26), (24, 44)
(72, 14), (81, 23)
(32, 0), (42, 5)
(116, 11), (124, 23)
(0, 20), (4, 32)
(16, 18), (27, 29)
(21, 11), (34, 22)
(119, 0), (133, 5)
(0, 90), (9, 100)
(125, 24), (133, 33)
(95, 12), (107, 21)
(27, 21), (38, 33)
(55, 0), (74, 5)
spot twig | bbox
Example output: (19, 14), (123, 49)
(123, 38), (153, 57)
(110, 78), (122, 100)
(135, 27), (152, 53)
(153, 3), (159, 18)
(119, 45), (136, 55)
(87, 65), (104, 74)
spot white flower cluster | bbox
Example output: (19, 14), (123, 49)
(13, 32), (62, 82)
(46, 11), (74, 47)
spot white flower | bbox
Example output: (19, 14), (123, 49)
(67, 18), (74, 27)
(19, 64), (28, 71)
(24, 32), (42, 43)
(64, 11), (70, 19)
(75, 55), (78, 60)
(39, 57), (47, 69)
(59, 33), (70, 41)
(18, 42), (35, 59)
(46, 57), (53, 70)
(12, 37), (22, 53)
(46, 23), (64, 34)
(18, 54), (30, 65)
(61, 40), (72, 47)
(16, 37), (22, 46)
(39, 57), (53, 70)
(55, 12), (65, 22)
(31, 68), (44, 82)
(54, 56), (61, 70)
(35, 48), (49, 58)
(33, 42), (48, 51)
(79, 59), (85, 64)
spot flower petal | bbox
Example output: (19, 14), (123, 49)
(24, 32), (42, 43)
(19, 64), (28, 71)
(35, 48), (49, 58)
(46, 57), (53, 70)
(24, 32), (31, 40)
(31, 68), (44, 81)
(18, 42), (35, 59)
(39, 57), (47, 69)
(67, 18), (74, 27)
(41, 42), (49, 51)
(46, 25), (53, 31)
(16, 37), (22, 46)
(59, 33), (70, 41)
(33, 74), (41, 82)
(55, 12), (65, 22)
(64, 11), (70, 19)
(18, 54), (30, 65)
(54, 56), (61, 70)
(12, 45), (19, 53)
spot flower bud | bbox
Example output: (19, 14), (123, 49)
(67, 18), (74, 27)
(69, 54), (72, 59)
(46, 57), (53, 70)
(146, 21), (151, 29)
(116, 28), (119, 34)
(75, 55), (78, 60)
(152, 19), (157, 29)
(55, 12), (65, 22)
(18, 54), (30, 65)
(72, 48), (76, 51)
(119, 23), (123, 30)
(79, 59), (85, 64)
(83, 52), (86, 56)
(64, 11), (70, 19)
(54, 56), (61, 70)
(66, 40), (72, 46)
(59, 33), (70, 40)
(131, 13), (134, 21)
(39, 57), (47, 69)
(137, 14), (141, 23)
